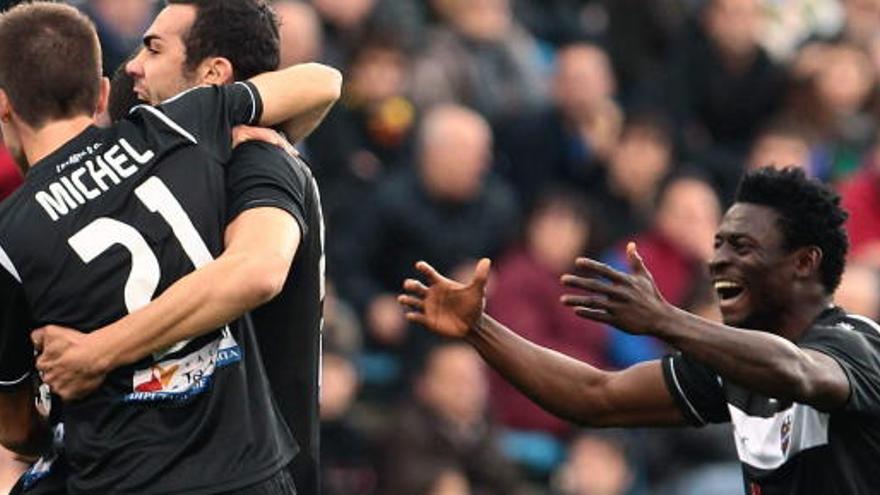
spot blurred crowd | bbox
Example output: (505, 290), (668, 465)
(3, 0), (880, 493)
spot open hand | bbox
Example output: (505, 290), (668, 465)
(560, 243), (672, 335)
(31, 326), (108, 401)
(232, 125), (299, 157)
(398, 259), (491, 339)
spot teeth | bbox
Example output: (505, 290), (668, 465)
(714, 280), (742, 290)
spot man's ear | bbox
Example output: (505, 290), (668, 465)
(794, 246), (823, 280)
(0, 89), (11, 124)
(95, 77), (111, 118)
(197, 57), (234, 85)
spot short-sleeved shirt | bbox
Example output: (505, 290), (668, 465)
(0, 82), (295, 494)
(225, 142), (324, 494)
(663, 306), (880, 494)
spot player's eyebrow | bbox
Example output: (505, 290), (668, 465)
(142, 34), (160, 48)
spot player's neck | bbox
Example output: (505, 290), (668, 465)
(776, 297), (834, 341)
(19, 115), (96, 168)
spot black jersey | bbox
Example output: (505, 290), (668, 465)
(663, 307), (880, 495)
(0, 82), (295, 494)
(225, 142), (324, 495)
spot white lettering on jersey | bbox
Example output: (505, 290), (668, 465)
(729, 402), (830, 470)
(35, 138), (156, 221)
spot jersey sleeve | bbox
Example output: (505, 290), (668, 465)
(0, 248), (34, 390)
(225, 141), (310, 237)
(662, 352), (730, 426)
(800, 317), (880, 414)
(153, 81), (263, 158)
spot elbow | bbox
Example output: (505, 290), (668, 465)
(0, 423), (49, 458)
(327, 67), (343, 103)
(776, 358), (821, 403)
(241, 253), (291, 305)
(312, 63), (343, 106)
(322, 70), (343, 109)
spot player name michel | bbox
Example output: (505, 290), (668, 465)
(35, 137), (155, 222)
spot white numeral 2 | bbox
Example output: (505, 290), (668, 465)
(68, 177), (214, 358)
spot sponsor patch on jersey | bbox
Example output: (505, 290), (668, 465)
(780, 414), (792, 455)
(21, 424), (64, 491)
(125, 328), (241, 403)
(21, 453), (57, 491)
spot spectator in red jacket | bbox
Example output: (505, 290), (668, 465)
(0, 141), (23, 201)
(839, 151), (880, 267)
(488, 189), (607, 436)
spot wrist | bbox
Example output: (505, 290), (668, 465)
(653, 303), (685, 343)
(85, 328), (118, 374)
(465, 312), (491, 343)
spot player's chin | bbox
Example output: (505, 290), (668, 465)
(718, 292), (751, 327)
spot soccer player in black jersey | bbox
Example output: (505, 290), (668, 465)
(30, 1), (327, 493)
(0, 3), (339, 494)
(400, 166), (880, 494)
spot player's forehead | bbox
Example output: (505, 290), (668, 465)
(716, 203), (783, 245)
(143, 4), (197, 48)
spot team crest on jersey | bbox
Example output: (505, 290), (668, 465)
(780, 414), (792, 455)
(125, 328), (241, 402)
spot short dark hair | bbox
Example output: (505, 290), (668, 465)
(736, 166), (849, 294)
(108, 56), (141, 122)
(0, 2), (101, 128)
(167, 0), (280, 80)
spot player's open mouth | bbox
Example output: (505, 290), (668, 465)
(714, 279), (745, 304)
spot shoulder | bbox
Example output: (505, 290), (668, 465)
(482, 174), (517, 206)
(800, 308), (880, 359)
(814, 309), (880, 339)
(231, 142), (313, 182)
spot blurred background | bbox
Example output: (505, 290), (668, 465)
(3, 0), (880, 493)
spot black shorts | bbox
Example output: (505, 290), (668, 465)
(220, 469), (297, 495)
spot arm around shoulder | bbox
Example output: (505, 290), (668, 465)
(248, 63), (342, 132)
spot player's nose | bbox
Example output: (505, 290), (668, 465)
(125, 50), (145, 77)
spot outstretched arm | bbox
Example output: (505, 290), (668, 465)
(562, 242), (850, 411)
(399, 260), (687, 427)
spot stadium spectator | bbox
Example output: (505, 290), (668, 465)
(378, 343), (527, 495)
(321, 350), (378, 495)
(668, 0), (788, 157)
(311, 0), (378, 67)
(746, 121), (813, 174)
(81, 0), (156, 75)
(496, 42), (619, 210)
(306, 35), (416, 248)
(588, 113), (673, 248)
(551, 432), (633, 495)
(275, 1), (323, 67)
(411, 0), (547, 123)
(784, 41), (876, 181)
(335, 104), (518, 387)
